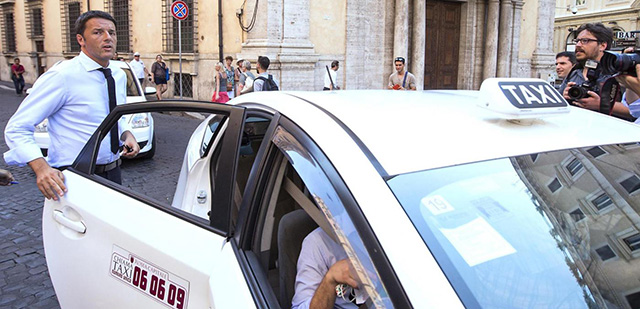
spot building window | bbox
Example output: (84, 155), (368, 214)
(586, 146), (606, 158)
(623, 233), (640, 252)
(565, 157), (584, 177)
(620, 175), (640, 195)
(30, 7), (44, 37)
(595, 244), (616, 261)
(173, 73), (193, 98)
(62, 1), (82, 53)
(592, 193), (613, 211)
(1, 5), (16, 53)
(569, 208), (585, 222)
(548, 177), (562, 193)
(105, 0), (131, 53)
(163, 0), (197, 53)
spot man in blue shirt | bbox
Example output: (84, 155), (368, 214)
(4, 10), (139, 200)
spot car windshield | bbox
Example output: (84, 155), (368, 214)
(388, 143), (640, 308)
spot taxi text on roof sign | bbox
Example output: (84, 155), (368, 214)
(479, 78), (569, 120)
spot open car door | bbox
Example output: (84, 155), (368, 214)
(42, 101), (256, 308)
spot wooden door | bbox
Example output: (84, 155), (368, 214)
(425, 0), (460, 89)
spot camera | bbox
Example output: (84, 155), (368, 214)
(600, 51), (640, 76)
(567, 83), (593, 100)
(571, 6), (578, 14)
(567, 59), (599, 101)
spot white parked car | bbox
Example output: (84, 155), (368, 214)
(42, 79), (640, 308)
(33, 60), (157, 158)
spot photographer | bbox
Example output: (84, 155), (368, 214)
(560, 23), (630, 118)
(616, 47), (640, 123)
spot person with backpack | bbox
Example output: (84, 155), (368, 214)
(254, 56), (279, 91)
(238, 59), (256, 95)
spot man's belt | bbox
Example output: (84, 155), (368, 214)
(94, 159), (121, 174)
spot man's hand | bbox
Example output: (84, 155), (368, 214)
(120, 131), (140, 158)
(28, 158), (67, 200)
(309, 259), (359, 309)
(574, 91), (601, 111)
(616, 64), (640, 97)
(0, 169), (15, 186)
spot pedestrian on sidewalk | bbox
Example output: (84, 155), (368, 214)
(151, 54), (168, 100)
(387, 57), (416, 91)
(323, 60), (340, 91)
(212, 62), (229, 103)
(11, 58), (26, 96)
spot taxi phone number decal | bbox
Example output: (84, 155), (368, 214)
(110, 245), (190, 308)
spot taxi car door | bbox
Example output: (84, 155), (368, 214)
(42, 102), (256, 308)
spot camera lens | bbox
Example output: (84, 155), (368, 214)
(568, 85), (588, 100)
(614, 53), (640, 76)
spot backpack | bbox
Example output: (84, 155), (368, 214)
(255, 74), (279, 91)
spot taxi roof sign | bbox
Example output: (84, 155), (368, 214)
(479, 78), (569, 119)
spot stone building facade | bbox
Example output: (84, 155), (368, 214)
(0, 0), (557, 99)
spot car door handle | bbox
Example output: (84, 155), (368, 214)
(53, 210), (87, 234)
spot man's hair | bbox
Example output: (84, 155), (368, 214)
(331, 60), (339, 68)
(243, 60), (252, 70)
(258, 56), (270, 70)
(75, 10), (116, 36)
(575, 23), (613, 50)
(14, 57), (19, 61)
(225, 55), (233, 61)
(394, 56), (405, 64)
(556, 51), (576, 65)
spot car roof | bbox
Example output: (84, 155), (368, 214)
(235, 90), (640, 176)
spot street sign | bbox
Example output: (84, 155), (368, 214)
(171, 1), (189, 20)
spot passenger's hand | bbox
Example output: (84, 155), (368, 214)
(120, 131), (140, 158)
(28, 158), (66, 200)
(574, 91), (601, 111)
(0, 169), (15, 186)
(327, 259), (359, 288)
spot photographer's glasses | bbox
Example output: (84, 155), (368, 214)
(573, 38), (599, 45)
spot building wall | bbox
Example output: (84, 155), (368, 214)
(1, 0), (558, 98)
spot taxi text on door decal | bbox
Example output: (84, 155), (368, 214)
(110, 245), (190, 308)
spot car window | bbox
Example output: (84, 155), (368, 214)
(121, 68), (141, 97)
(238, 124), (393, 308)
(388, 143), (640, 308)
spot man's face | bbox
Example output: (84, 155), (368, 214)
(333, 64), (339, 71)
(395, 61), (404, 73)
(77, 17), (116, 67)
(574, 30), (606, 62)
(134, 55), (140, 62)
(226, 59), (232, 66)
(14, 59), (19, 65)
(555, 56), (573, 79)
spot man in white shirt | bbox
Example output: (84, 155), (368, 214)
(129, 51), (151, 86)
(323, 61), (340, 91)
(4, 10), (139, 200)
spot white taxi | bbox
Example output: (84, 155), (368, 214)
(33, 60), (157, 158)
(43, 79), (640, 308)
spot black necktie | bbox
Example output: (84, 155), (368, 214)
(97, 68), (119, 154)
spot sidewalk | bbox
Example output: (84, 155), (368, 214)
(0, 80), (31, 93)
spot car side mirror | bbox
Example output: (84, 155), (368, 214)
(144, 87), (157, 96)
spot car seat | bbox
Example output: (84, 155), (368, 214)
(277, 209), (318, 308)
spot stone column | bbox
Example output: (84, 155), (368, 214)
(510, 0), (524, 77)
(483, 0), (500, 79)
(412, 0), (426, 90)
(473, 0), (487, 89)
(239, 0), (318, 90)
(530, 0), (555, 79)
(497, 0), (513, 77)
(394, 0), (410, 61)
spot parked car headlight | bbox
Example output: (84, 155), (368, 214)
(130, 113), (149, 128)
(35, 119), (48, 133)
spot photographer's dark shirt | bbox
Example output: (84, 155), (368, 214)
(559, 62), (614, 95)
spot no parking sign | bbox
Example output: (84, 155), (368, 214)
(171, 1), (189, 20)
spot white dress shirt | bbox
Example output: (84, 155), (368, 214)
(129, 59), (146, 79)
(324, 68), (338, 89)
(4, 51), (129, 168)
